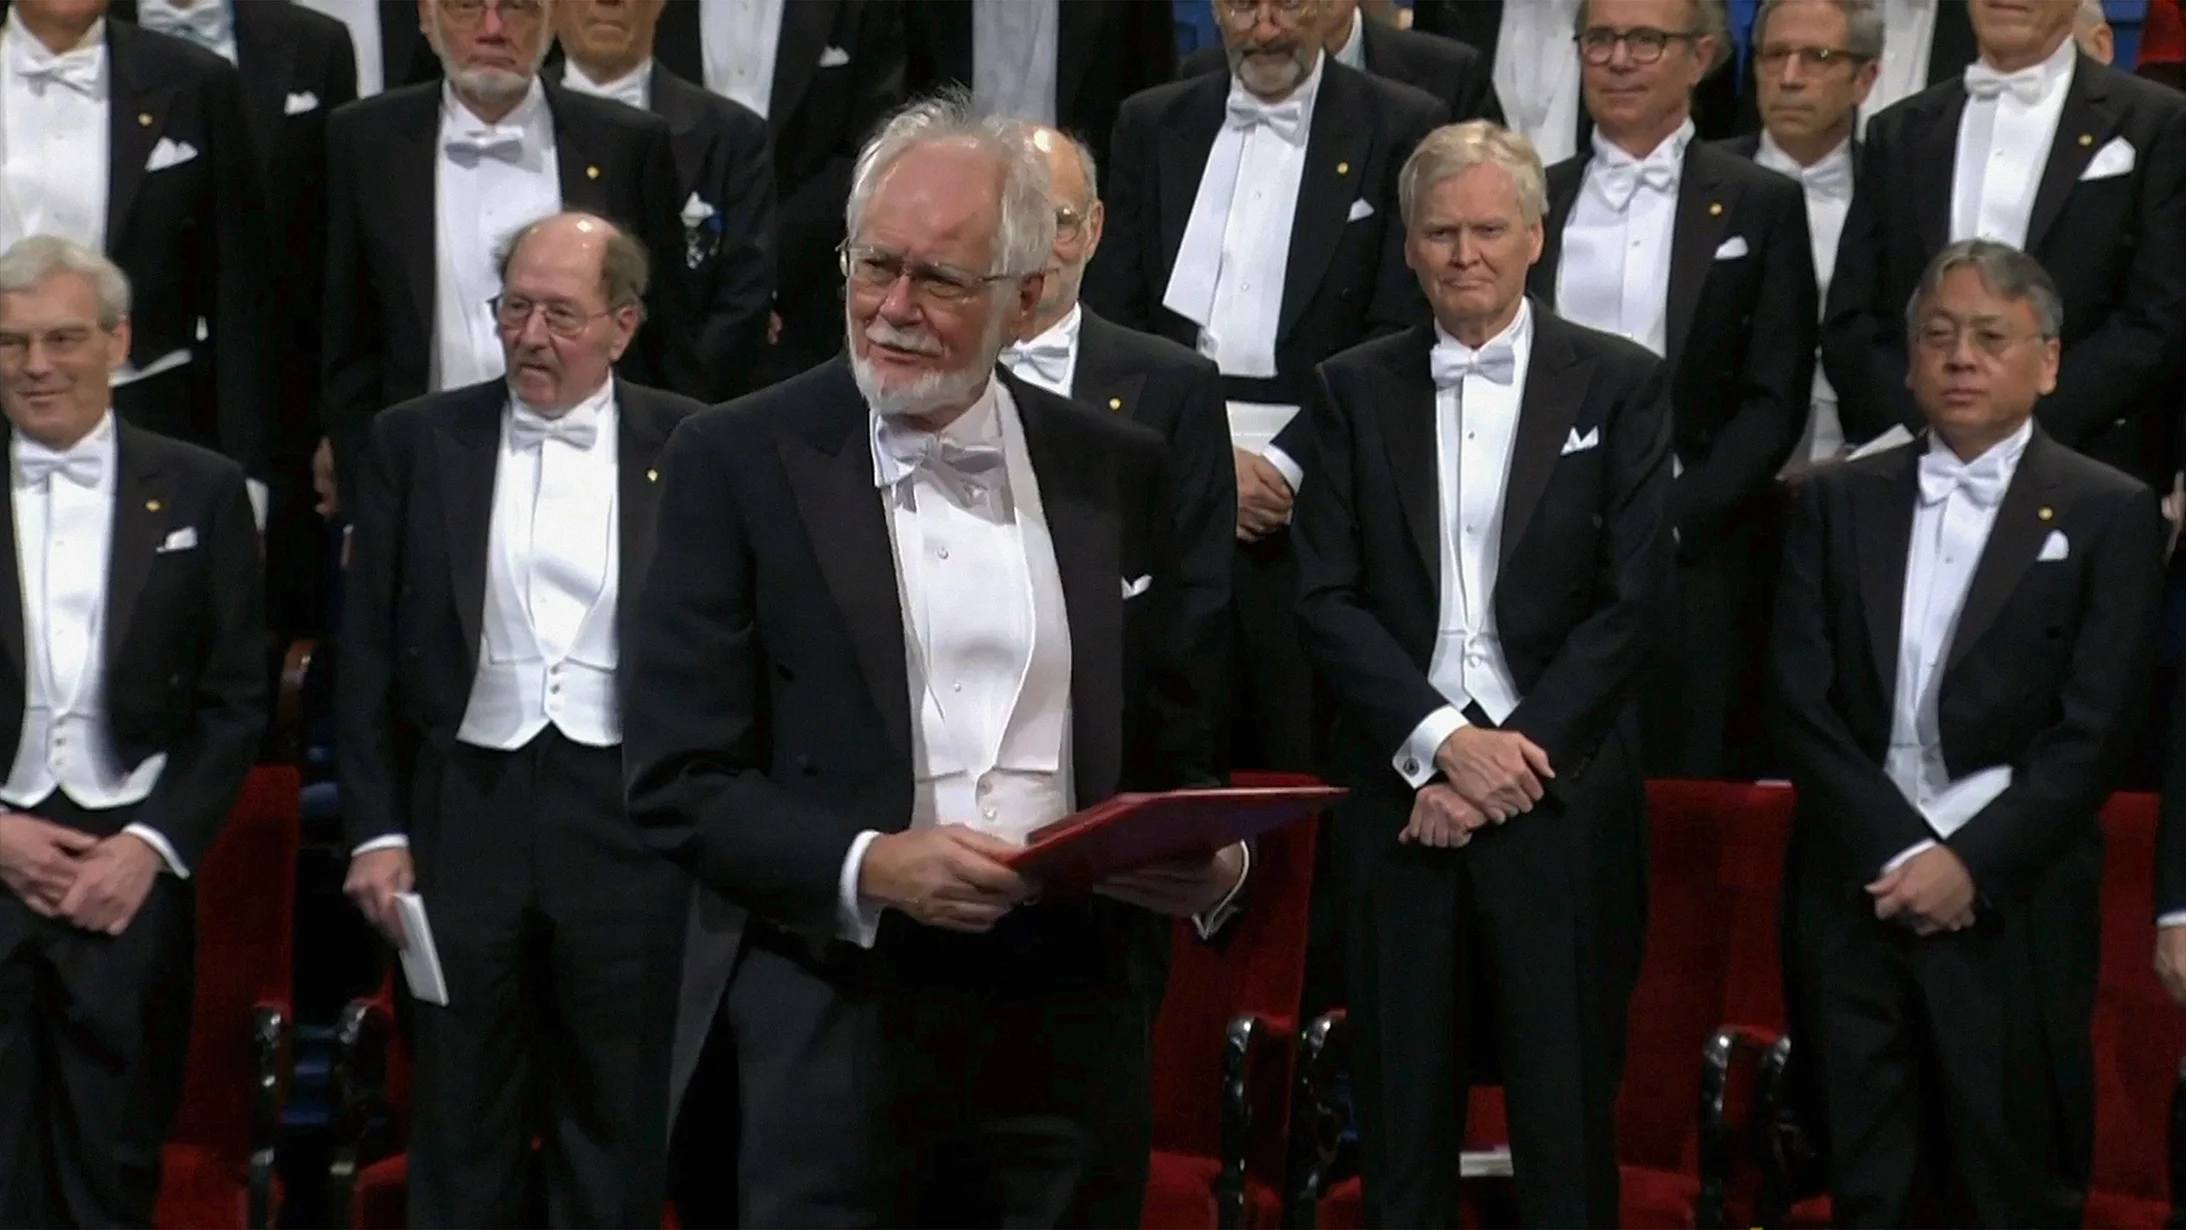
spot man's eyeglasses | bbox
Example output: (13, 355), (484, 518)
(1054, 204), (1090, 240)
(1912, 319), (2046, 359)
(1755, 44), (1863, 73)
(1576, 26), (1702, 66)
(1216, 0), (1314, 27)
(840, 244), (1019, 305)
(491, 295), (610, 338)
(440, 0), (544, 25)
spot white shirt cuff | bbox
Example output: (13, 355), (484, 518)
(246, 478), (268, 532)
(2159, 910), (2186, 929)
(1395, 705), (1469, 789)
(1190, 841), (1251, 939)
(1262, 445), (1303, 495)
(352, 834), (410, 857)
(123, 823), (188, 878)
(1881, 839), (1938, 876)
(837, 829), (884, 949)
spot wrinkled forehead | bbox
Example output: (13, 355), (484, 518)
(0, 273), (104, 332)
(857, 145), (1007, 270)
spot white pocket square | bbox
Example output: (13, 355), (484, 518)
(1122, 574), (1152, 599)
(817, 45), (851, 67)
(1346, 198), (1375, 222)
(1561, 426), (1601, 456)
(1713, 235), (1749, 261)
(679, 190), (717, 227)
(284, 90), (319, 116)
(145, 137), (197, 172)
(157, 527), (198, 553)
(2038, 529), (2070, 562)
(2081, 135), (2135, 180)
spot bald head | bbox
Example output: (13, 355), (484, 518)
(494, 211), (645, 412)
(1020, 125), (1104, 327)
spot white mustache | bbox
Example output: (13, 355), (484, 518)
(864, 320), (944, 356)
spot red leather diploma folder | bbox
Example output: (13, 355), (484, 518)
(1003, 785), (1346, 890)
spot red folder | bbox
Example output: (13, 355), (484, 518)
(1003, 785), (1346, 890)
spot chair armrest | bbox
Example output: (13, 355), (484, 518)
(328, 994), (394, 1230)
(1697, 1024), (1781, 1230)
(1215, 1014), (1262, 1230)
(1755, 1033), (1829, 1227)
(249, 1002), (288, 1229)
(1285, 1008), (1351, 1230)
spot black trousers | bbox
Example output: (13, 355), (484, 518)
(1337, 748), (1640, 1229)
(690, 909), (1158, 1229)
(1642, 527), (1760, 779)
(1229, 533), (1319, 775)
(0, 795), (193, 1230)
(1793, 860), (2089, 1228)
(406, 729), (688, 1229)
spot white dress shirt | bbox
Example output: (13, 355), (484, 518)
(1868, 0), (1941, 129)
(0, 10), (109, 256)
(134, 0), (236, 64)
(1881, 422), (2031, 874)
(972, 0), (1059, 125)
(1331, 6), (1366, 72)
(1558, 121), (1691, 360)
(2, 415), (183, 875)
(999, 303), (1082, 398)
(562, 57), (653, 112)
(1495, 0), (1584, 166)
(1950, 37), (2077, 248)
(293, 0), (384, 97)
(1395, 306), (1533, 788)
(1756, 132), (1855, 462)
(431, 79), (561, 393)
(1164, 56), (1323, 490)
(702, 0), (786, 119)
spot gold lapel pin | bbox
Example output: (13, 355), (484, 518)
(1709, 201), (1724, 217)
(2039, 506), (2055, 521)
(2079, 133), (2094, 147)
(1108, 397), (1123, 411)
(145, 499), (162, 512)
(646, 468), (659, 482)
(1336, 161), (1350, 176)
(586, 164), (601, 180)
(137, 112), (153, 128)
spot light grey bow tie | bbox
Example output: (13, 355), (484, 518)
(1430, 341), (1516, 389)
(1918, 450), (2009, 508)
(874, 419), (1006, 504)
(445, 129), (525, 165)
(16, 449), (101, 489)
(138, 1), (231, 51)
(509, 408), (597, 451)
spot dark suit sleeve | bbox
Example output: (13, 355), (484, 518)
(320, 106), (383, 489)
(1292, 367), (1464, 760)
(1130, 432), (1222, 792)
(202, 62), (274, 481)
(1821, 119), (1922, 442)
(1950, 484), (2167, 902)
(2040, 102), (2186, 450)
(1671, 179), (1815, 555)
(335, 412), (414, 849)
(699, 110), (778, 400)
(131, 467), (267, 867)
(622, 421), (863, 936)
(1165, 360), (1237, 762)
(1502, 355), (1676, 778)
(1767, 475), (1940, 873)
(1082, 101), (1152, 329)
(630, 123), (706, 399)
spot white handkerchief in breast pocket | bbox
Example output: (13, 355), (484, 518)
(2038, 529), (2070, 562)
(2081, 136), (2135, 181)
(157, 526), (198, 554)
(1346, 198), (1375, 223)
(284, 90), (319, 116)
(818, 45), (851, 67)
(1713, 235), (1748, 261)
(146, 137), (198, 172)
(1122, 574), (1152, 599)
(1561, 426), (1600, 456)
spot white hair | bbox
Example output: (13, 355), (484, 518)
(0, 235), (130, 329)
(845, 90), (1056, 282)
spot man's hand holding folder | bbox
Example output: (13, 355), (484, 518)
(858, 827), (1038, 934)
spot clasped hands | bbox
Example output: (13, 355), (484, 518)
(1402, 726), (1555, 848)
(859, 825), (1246, 933)
(1234, 448), (1293, 542)
(1866, 846), (1978, 937)
(0, 812), (163, 935)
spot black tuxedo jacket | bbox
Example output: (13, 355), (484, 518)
(1820, 57), (2186, 487)
(656, 0), (905, 371)
(1769, 429), (2164, 903)
(621, 360), (1217, 1117)
(84, 22), (274, 479)
(645, 65), (777, 402)
(1293, 311), (1673, 803)
(904, 0), (1173, 170)
(1083, 59), (1445, 468)
(0, 424), (265, 867)
(336, 378), (699, 849)
(1179, 19), (1502, 126)
(319, 81), (701, 496)
(1070, 308), (1235, 727)
(1532, 139), (1816, 558)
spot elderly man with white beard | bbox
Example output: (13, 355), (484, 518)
(623, 92), (1242, 1227)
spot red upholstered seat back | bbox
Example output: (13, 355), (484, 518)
(167, 765), (300, 1167)
(2092, 793), (2184, 1207)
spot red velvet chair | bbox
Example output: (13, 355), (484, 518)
(328, 972), (409, 1230)
(152, 763), (301, 1230)
(1142, 770), (1325, 1229)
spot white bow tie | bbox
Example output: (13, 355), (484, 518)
(509, 407), (598, 451)
(1963, 61), (2048, 105)
(13, 40), (100, 96)
(1430, 340), (1516, 389)
(1002, 337), (1073, 389)
(1917, 449), (2011, 508)
(873, 418), (1007, 505)
(1592, 157), (1678, 212)
(138, 1), (230, 51)
(1798, 155), (1854, 202)
(1226, 93), (1307, 145)
(16, 447), (101, 490)
(445, 128), (525, 165)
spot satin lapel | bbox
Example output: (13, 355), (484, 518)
(769, 0), (837, 131)
(776, 383), (911, 756)
(1280, 68), (1371, 342)
(1374, 326), (1441, 585)
(615, 383), (668, 639)
(1157, 85), (1227, 284)
(1499, 312), (1591, 571)
(391, 96), (439, 344)
(1853, 450), (1919, 694)
(105, 28), (176, 249)
(1055, 0), (1099, 122)
(1665, 147), (1735, 373)
(1913, 89), (1967, 254)
(2026, 61), (2118, 255)
(1015, 374), (1122, 801)
(1947, 432), (2067, 673)
(104, 426), (167, 667)
(434, 390), (502, 680)
(1531, 160), (1585, 304)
